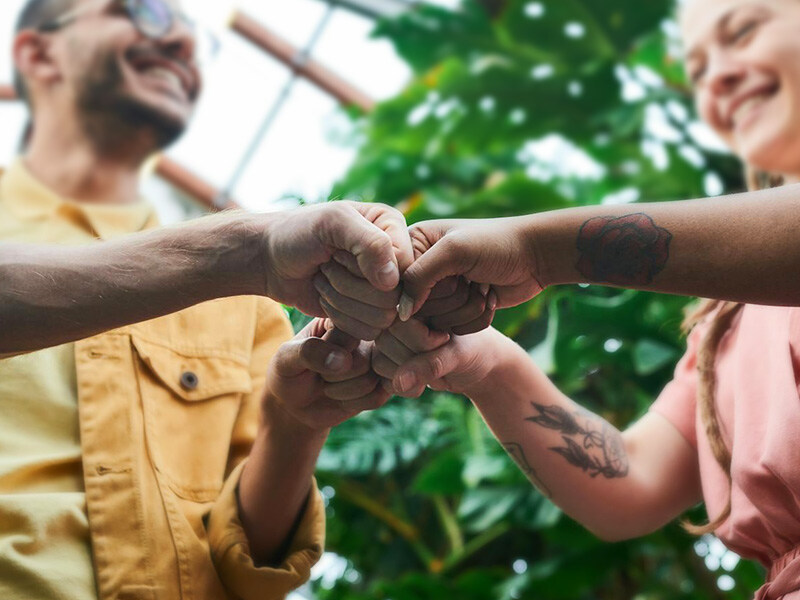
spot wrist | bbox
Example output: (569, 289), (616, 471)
(183, 211), (271, 297)
(462, 331), (527, 399)
(260, 392), (330, 447)
(521, 211), (579, 287)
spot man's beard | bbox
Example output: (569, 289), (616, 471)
(76, 50), (189, 156)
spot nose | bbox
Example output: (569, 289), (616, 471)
(156, 14), (197, 66)
(706, 51), (746, 97)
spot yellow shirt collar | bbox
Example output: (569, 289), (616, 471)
(0, 158), (158, 239)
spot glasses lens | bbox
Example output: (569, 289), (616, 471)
(130, 0), (172, 37)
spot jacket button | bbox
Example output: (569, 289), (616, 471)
(180, 371), (199, 391)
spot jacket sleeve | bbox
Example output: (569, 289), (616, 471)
(206, 298), (326, 600)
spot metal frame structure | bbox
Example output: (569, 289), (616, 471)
(230, 10), (375, 113)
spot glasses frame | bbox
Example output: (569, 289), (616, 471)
(38, 0), (182, 39)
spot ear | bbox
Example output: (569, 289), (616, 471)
(13, 30), (63, 97)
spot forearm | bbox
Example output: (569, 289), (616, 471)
(0, 212), (262, 353)
(530, 183), (800, 304)
(237, 399), (328, 566)
(464, 333), (649, 540)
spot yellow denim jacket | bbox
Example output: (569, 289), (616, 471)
(0, 161), (325, 600)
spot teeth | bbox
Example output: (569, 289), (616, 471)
(143, 66), (183, 93)
(731, 93), (772, 127)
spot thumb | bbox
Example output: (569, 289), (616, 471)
(322, 206), (400, 292)
(392, 343), (459, 398)
(323, 325), (361, 351)
(273, 336), (354, 379)
(398, 238), (461, 322)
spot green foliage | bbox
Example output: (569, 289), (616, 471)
(314, 0), (761, 598)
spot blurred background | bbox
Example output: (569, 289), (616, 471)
(0, 0), (766, 598)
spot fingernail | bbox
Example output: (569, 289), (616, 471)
(325, 351), (346, 371)
(479, 283), (489, 296)
(487, 290), (497, 311)
(395, 371), (417, 393)
(397, 293), (414, 322)
(379, 261), (399, 287)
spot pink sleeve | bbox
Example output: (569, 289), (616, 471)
(649, 326), (703, 450)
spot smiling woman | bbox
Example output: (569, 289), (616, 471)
(682, 0), (800, 181)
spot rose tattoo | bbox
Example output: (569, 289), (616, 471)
(576, 213), (672, 286)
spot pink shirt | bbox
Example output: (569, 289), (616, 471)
(651, 304), (800, 600)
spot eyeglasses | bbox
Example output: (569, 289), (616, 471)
(38, 0), (219, 65)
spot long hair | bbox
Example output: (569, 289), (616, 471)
(680, 166), (784, 535)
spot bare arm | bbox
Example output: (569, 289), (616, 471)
(400, 184), (800, 319)
(0, 201), (413, 355)
(0, 216), (258, 354)
(239, 321), (388, 564)
(377, 328), (702, 542)
(534, 184), (800, 303)
(465, 333), (701, 541)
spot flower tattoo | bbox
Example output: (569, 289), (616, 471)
(576, 213), (672, 286)
(526, 403), (629, 479)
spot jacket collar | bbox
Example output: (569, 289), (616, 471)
(0, 158), (158, 239)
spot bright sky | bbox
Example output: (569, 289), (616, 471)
(0, 0), (461, 218)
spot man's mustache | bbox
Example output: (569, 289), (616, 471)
(124, 45), (199, 101)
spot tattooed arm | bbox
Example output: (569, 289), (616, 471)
(375, 326), (702, 542)
(398, 184), (800, 320)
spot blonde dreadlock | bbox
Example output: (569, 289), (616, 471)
(681, 166), (783, 535)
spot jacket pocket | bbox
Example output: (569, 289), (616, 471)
(131, 336), (253, 501)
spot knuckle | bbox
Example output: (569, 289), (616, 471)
(427, 315), (450, 333)
(360, 326), (382, 342)
(352, 357), (372, 377)
(298, 339), (318, 363)
(435, 277), (459, 297)
(374, 334), (392, 354)
(428, 354), (446, 380)
(328, 202), (352, 219)
(378, 311), (397, 330)
(318, 282), (338, 304)
(377, 203), (404, 221)
(362, 230), (392, 258)
(422, 335), (444, 352)
(452, 284), (470, 306)
(362, 374), (380, 394)
(367, 391), (389, 410)
(374, 359), (396, 380)
(374, 363), (392, 379)
(322, 270), (346, 294)
(465, 299), (487, 320)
